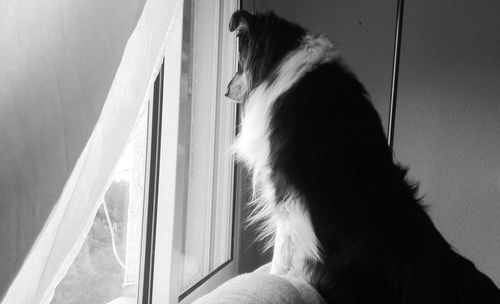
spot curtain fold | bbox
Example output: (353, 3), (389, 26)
(0, 0), (182, 303)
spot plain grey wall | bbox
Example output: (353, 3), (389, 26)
(252, 0), (398, 133)
(394, 0), (500, 285)
(238, 0), (398, 273)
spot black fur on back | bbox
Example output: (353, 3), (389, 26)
(230, 10), (500, 304)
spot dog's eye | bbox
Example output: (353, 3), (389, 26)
(236, 31), (248, 38)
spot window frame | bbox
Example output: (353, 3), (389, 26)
(138, 0), (241, 303)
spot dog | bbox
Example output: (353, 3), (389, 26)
(225, 9), (500, 304)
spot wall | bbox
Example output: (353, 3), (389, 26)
(238, 0), (398, 273)
(394, 0), (500, 284)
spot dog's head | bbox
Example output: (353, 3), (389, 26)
(225, 10), (306, 103)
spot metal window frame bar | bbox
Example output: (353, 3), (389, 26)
(138, 60), (165, 304)
(387, 0), (405, 151)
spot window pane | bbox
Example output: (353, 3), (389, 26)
(178, 0), (234, 294)
(51, 100), (149, 304)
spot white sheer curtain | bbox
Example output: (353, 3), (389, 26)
(0, 0), (182, 303)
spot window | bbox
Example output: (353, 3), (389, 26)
(51, 1), (239, 303)
(51, 86), (149, 304)
(142, 0), (240, 303)
(178, 0), (237, 294)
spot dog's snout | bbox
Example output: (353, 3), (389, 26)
(225, 73), (247, 102)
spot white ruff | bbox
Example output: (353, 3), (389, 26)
(232, 35), (337, 276)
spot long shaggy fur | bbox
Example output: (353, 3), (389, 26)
(226, 10), (500, 304)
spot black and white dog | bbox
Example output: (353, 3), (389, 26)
(226, 9), (500, 304)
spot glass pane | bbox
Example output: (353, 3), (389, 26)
(178, 0), (234, 294)
(51, 100), (149, 304)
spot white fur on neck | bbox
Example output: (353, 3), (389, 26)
(233, 35), (337, 185)
(233, 35), (336, 277)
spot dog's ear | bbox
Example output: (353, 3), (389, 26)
(229, 10), (253, 33)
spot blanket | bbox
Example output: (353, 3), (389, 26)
(193, 264), (326, 304)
